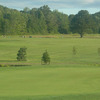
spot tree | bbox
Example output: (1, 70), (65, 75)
(17, 47), (27, 61)
(71, 10), (93, 38)
(0, 5), (100, 35)
(92, 12), (100, 34)
(53, 10), (69, 34)
(41, 50), (50, 65)
(39, 5), (58, 34)
(23, 7), (30, 13)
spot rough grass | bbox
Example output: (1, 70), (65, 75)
(0, 35), (100, 100)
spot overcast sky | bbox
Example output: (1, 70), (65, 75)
(0, 0), (100, 15)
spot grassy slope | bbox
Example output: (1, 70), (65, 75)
(0, 36), (100, 99)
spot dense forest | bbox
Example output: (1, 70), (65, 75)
(0, 5), (100, 36)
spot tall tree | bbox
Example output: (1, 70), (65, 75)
(53, 10), (69, 34)
(92, 12), (100, 34)
(39, 5), (58, 34)
(71, 10), (93, 38)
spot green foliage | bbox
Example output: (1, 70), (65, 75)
(92, 12), (100, 34)
(53, 10), (69, 34)
(23, 7), (30, 13)
(0, 5), (100, 35)
(41, 50), (50, 64)
(17, 47), (27, 61)
(0, 64), (9, 67)
(70, 10), (94, 37)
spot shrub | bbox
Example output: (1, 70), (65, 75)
(0, 64), (9, 67)
(41, 50), (50, 65)
(17, 47), (27, 61)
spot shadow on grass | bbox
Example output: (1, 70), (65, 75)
(0, 60), (32, 67)
(0, 93), (100, 100)
(0, 60), (17, 63)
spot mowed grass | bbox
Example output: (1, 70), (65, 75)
(0, 67), (100, 100)
(0, 36), (100, 99)
(0, 36), (100, 65)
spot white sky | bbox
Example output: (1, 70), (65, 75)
(0, 0), (100, 15)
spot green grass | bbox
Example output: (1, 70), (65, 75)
(0, 35), (100, 100)
(0, 36), (100, 65)
(0, 66), (100, 100)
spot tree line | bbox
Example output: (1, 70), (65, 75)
(0, 5), (100, 37)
